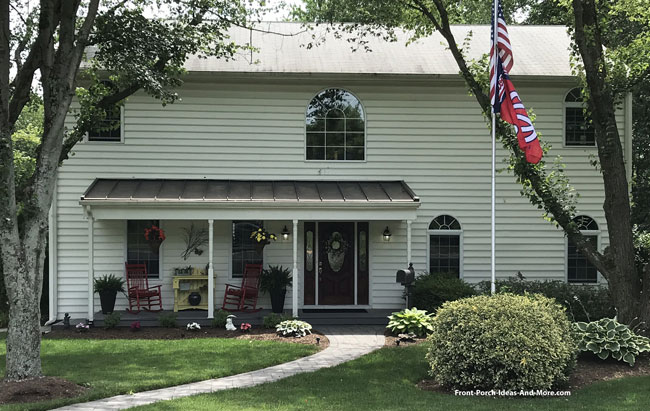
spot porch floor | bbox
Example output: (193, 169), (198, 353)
(91, 308), (395, 327)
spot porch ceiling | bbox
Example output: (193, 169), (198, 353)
(80, 179), (420, 220)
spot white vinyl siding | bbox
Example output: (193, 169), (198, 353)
(54, 76), (622, 318)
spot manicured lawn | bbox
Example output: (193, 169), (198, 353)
(134, 345), (650, 411)
(0, 333), (317, 411)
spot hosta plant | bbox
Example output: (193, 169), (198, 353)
(387, 307), (434, 337)
(276, 320), (312, 338)
(573, 318), (650, 366)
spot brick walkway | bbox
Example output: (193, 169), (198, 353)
(55, 326), (385, 411)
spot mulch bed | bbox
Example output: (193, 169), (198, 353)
(45, 326), (329, 348)
(0, 376), (87, 406)
(417, 353), (650, 394)
(384, 330), (428, 347)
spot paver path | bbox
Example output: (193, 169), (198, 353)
(55, 326), (385, 411)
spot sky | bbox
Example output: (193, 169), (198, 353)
(263, 0), (304, 21)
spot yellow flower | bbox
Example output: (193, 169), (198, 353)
(520, 357), (527, 366)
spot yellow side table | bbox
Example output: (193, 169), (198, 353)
(173, 275), (212, 312)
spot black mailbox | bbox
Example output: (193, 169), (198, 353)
(396, 263), (416, 308)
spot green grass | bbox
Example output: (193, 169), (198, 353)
(134, 345), (650, 411)
(0, 333), (317, 411)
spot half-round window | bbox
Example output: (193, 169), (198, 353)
(573, 215), (598, 231)
(306, 89), (365, 161)
(429, 215), (462, 231)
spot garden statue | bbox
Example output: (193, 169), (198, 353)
(225, 315), (237, 331)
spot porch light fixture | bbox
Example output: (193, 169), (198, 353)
(383, 226), (392, 242)
(281, 225), (290, 240)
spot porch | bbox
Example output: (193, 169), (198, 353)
(93, 308), (396, 327)
(79, 178), (421, 322)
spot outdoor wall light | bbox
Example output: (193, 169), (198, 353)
(383, 226), (392, 242)
(282, 225), (290, 240)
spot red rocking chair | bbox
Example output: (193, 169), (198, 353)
(125, 263), (163, 313)
(221, 264), (263, 312)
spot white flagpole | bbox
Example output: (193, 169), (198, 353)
(490, 0), (498, 295)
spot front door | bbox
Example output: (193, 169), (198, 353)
(318, 222), (355, 305)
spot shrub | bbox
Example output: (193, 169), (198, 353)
(386, 307), (434, 337)
(276, 319), (312, 338)
(212, 309), (229, 328)
(0, 310), (7, 328)
(573, 318), (650, 366)
(427, 294), (576, 391)
(411, 272), (476, 313)
(158, 313), (177, 328)
(477, 276), (614, 322)
(93, 274), (125, 293)
(263, 313), (294, 329)
(260, 265), (292, 293)
(103, 312), (121, 329)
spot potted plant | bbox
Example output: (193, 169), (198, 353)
(93, 274), (125, 314)
(260, 265), (292, 313)
(144, 224), (166, 254)
(250, 227), (277, 254)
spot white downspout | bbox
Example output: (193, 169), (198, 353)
(625, 92), (633, 193)
(46, 179), (58, 325)
(292, 219), (299, 318)
(406, 220), (412, 265)
(207, 219), (214, 319)
(87, 212), (94, 323)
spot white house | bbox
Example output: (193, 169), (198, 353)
(50, 23), (631, 323)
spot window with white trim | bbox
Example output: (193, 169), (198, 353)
(565, 88), (595, 147)
(567, 215), (599, 283)
(231, 220), (264, 278)
(306, 88), (365, 161)
(428, 215), (462, 277)
(127, 220), (160, 278)
(88, 81), (123, 142)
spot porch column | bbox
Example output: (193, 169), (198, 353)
(406, 220), (412, 265)
(87, 213), (94, 323)
(292, 219), (299, 317)
(207, 219), (214, 319)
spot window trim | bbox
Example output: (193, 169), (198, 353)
(304, 87), (367, 163)
(85, 105), (125, 144)
(229, 220), (264, 280)
(563, 88), (595, 148)
(124, 219), (163, 281)
(565, 215), (601, 284)
(426, 215), (464, 279)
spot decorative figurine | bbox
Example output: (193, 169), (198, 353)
(225, 315), (237, 331)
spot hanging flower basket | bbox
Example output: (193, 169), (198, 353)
(250, 227), (277, 255)
(144, 225), (166, 255)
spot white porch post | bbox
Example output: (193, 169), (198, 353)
(87, 213), (94, 322)
(208, 219), (214, 319)
(292, 219), (299, 317)
(406, 220), (412, 265)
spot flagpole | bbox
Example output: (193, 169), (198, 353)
(490, 0), (498, 295)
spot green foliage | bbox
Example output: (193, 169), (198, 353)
(260, 265), (292, 293)
(211, 309), (229, 328)
(159, 313), (178, 328)
(263, 313), (294, 329)
(427, 294), (577, 391)
(276, 320), (312, 338)
(410, 272), (476, 313)
(573, 318), (650, 366)
(93, 274), (126, 294)
(476, 276), (614, 322)
(386, 308), (434, 337)
(0, 310), (7, 328)
(103, 312), (121, 330)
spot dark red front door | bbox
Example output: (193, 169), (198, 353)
(318, 222), (355, 305)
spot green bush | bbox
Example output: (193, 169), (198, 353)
(573, 318), (650, 366)
(212, 309), (229, 328)
(263, 313), (294, 329)
(411, 272), (476, 313)
(158, 313), (177, 328)
(93, 274), (125, 293)
(477, 276), (614, 322)
(386, 307), (434, 337)
(103, 312), (121, 329)
(427, 294), (576, 391)
(276, 320), (312, 338)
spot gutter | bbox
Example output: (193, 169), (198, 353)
(625, 92), (633, 194)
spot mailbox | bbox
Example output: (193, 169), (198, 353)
(396, 263), (416, 308)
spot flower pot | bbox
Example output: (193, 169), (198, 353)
(270, 288), (286, 313)
(148, 239), (163, 254)
(188, 292), (202, 306)
(99, 290), (117, 314)
(254, 241), (268, 255)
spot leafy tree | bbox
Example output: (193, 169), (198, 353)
(0, 0), (256, 380)
(292, 0), (650, 327)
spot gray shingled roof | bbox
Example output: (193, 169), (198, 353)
(81, 179), (420, 204)
(185, 23), (573, 77)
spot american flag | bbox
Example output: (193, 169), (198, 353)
(489, 0), (513, 113)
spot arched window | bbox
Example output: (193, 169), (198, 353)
(564, 88), (595, 147)
(305, 88), (365, 161)
(428, 215), (462, 277)
(567, 215), (599, 283)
